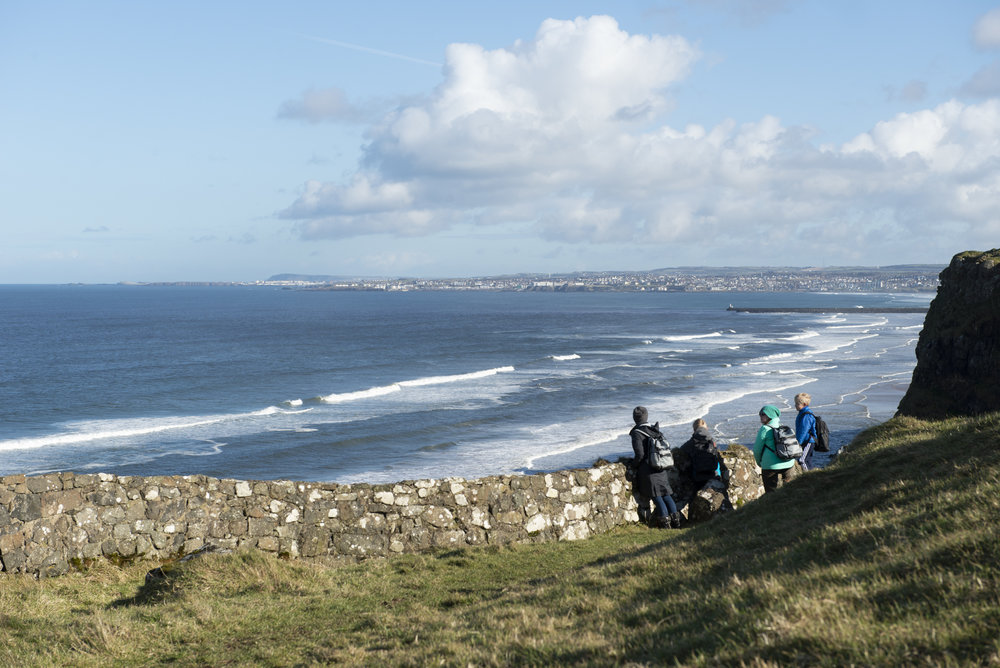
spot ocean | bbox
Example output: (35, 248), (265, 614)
(0, 285), (930, 483)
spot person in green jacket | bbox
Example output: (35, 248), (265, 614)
(752, 404), (798, 493)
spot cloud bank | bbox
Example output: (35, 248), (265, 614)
(280, 15), (1000, 264)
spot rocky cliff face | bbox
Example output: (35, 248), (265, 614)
(897, 249), (1000, 418)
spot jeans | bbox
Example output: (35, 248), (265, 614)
(653, 494), (678, 517)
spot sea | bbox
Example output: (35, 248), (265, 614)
(0, 285), (931, 484)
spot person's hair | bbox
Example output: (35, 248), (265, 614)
(693, 418), (707, 430)
(633, 406), (648, 424)
(795, 392), (811, 406)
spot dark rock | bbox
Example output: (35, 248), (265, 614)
(898, 248), (1000, 418)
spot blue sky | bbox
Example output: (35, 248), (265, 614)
(3, 1), (1000, 283)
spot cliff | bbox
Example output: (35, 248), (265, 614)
(897, 248), (1000, 418)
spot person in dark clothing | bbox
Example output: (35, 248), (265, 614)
(678, 419), (728, 486)
(629, 406), (680, 529)
(677, 418), (731, 510)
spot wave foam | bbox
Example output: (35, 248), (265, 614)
(663, 332), (723, 342)
(319, 366), (516, 404)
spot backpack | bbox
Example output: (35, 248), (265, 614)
(636, 425), (674, 471)
(812, 413), (831, 452)
(767, 425), (803, 460)
(689, 442), (721, 481)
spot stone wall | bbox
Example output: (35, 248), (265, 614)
(0, 446), (763, 577)
(897, 248), (1000, 418)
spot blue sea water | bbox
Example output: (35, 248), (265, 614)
(0, 286), (930, 483)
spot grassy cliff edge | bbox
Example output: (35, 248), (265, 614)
(3, 413), (1000, 666)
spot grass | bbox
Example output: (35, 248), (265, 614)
(2, 413), (1000, 666)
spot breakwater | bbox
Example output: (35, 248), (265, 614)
(0, 446), (764, 577)
(727, 306), (928, 313)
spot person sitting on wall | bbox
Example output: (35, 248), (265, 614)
(629, 405), (680, 529)
(676, 419), (731, 510)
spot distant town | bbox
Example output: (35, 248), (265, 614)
(130, 265), (944, 293)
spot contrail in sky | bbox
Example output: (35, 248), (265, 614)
(300, 34), (442, 67)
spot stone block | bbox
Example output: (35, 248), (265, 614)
(422, 506), (454, 528)
(331, 533), (387, 558)
(493, 510), (523, 525)
(689, 484), (727, 523)
(430, 530), (466, 548)
(256, 536), (279, 552)
(0, 530), (26, 553)
(299, 526), (329, 557)
(248, 517), (278, 537)
(304, 507), (330, 524)
(26, 475), (61, 494)
(559, 521), (591, 541)
(525, 513), (549, 534)
(1, 548), (27, 572)
(563, 502), (591, 521)
(124, 500), (147, 521)
(99, 507), (127, 524)
(135, 535), (154, 556)
(10, 495), (42, 522)
(41, 489), (84, 517)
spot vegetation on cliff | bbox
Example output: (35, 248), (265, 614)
(2, 412), (1000, 666)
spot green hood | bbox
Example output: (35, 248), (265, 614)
(759, 405), (781, 421)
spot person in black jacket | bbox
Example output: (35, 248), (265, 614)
(677, 418), (731, 509)
(630, 406), (680, 529)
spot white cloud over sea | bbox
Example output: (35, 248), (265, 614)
(279, 14), (1000, 264)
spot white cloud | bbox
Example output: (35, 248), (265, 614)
(280, 16), (1000, 265)
(974, 8), (1000, 49)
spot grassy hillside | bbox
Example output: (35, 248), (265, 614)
(2, 413), (1000, 666)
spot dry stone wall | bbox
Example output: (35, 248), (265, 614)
(0, 446), (763, 577)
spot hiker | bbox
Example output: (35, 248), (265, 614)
(678, 419), (730, 488)
(794, 392), (818, 471)
(753, 404), (798, 493)
(676, 418), (732, 509)
(629, 406), (680, 529)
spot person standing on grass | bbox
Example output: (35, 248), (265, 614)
(753, 404), (797, 493)
(630, 406), (680, 529)
(794, 392), (818, 471)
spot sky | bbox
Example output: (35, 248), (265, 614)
(3, 1), (1000, 283)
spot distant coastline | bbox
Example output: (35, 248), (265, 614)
(116, 264), (943, 294)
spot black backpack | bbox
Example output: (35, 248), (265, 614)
(812, 414), (831, 452)
(767, 425), (803, 460)
(689, 442), (721, 481)
(635, 425), (673, 471)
